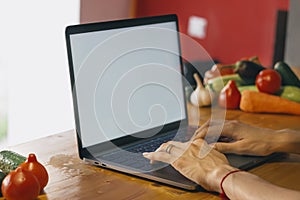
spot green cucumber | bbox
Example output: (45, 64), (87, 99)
(0, 150), (26, 174)
(206, 74), (247, 93)
(278, 86), (300, 103)
(274, 61), (300, 87)
(0, 171), (5, 196)
(237, 85), (258, 93)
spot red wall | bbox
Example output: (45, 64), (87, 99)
(135, 0), (289, 67)
(80, 0), (132, 23)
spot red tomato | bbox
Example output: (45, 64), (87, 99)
(2, 167), (40, 200)
(19, 153), (49, 192)
(255, 69), (281, 94)
(218, 80), (241, 109)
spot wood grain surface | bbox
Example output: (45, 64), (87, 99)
(4, 105), (300, 200)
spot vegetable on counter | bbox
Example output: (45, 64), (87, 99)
(237, 85), (258, 93)
(274, 61), (300, 87)
(0, 150), (26, 174)
(255, 69), (282, 94)
(202, 57), (300, 114)
(20, 153), (49, 192)
(218, 80), (241, 109)
(238, 85), (300, 103)
(0, 150), (26, 198)
(0, 171), (5, 196)
(190, 73), (213, 107)
(278, 86), (300, 103)
(240, 90), (300, 115)
(206, 74), (247, 93)
(2, 167), (40, 200)
(204, 56), (262, 85)
(0, 151), (49, 199)
(233, 60), (265, 84)
(203, 63), (235, 84)
(218, 59), (265, 85)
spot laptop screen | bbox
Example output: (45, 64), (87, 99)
(66, 15), (187, 148)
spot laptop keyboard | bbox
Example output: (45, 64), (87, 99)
(100, 127), (196, 172)
(126, 133), (176, 153)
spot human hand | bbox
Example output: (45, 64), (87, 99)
(143, 139), (235, 192)
(193, 120), (278, 156)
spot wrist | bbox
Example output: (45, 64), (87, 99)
(206, 165), (237, 193)
(271, 130), (300, 154)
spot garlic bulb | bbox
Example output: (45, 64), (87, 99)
(190, 73), (213, 107)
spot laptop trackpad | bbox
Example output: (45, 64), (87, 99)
(146, 165), (199, 189)
(227, 153), (282, 169)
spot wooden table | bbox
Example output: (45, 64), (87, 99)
(6, 105), (300, 200)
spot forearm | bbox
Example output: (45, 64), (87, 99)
(223, 170), (300, 200)
(271, 130), (300, 154)
(208, 165), (300, 200)
(206, 165), (300, 200)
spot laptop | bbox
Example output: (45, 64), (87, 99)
(65, 14), (281, 191)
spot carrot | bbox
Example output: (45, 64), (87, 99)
(240, 90), (300, 115)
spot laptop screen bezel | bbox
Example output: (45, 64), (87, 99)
(65, 14), (189, 159)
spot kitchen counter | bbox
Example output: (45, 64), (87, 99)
(5, 105), (300, 199)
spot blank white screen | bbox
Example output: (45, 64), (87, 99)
(70, 21), (186, 147)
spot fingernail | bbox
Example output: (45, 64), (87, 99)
(143, 152), (150, 157)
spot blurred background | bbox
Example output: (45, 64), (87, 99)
(0, 0), (299, 147)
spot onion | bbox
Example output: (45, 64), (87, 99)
(2, 167), (40, 200)
(19, 153), (49, 192)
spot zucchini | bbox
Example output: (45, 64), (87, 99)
(206, 74), (247, 93)
(0, 150), (26, 174)
(0, 171), (5, 196)
(278, 86), (300, 103)
(274, 61), (300, 87)
(238, 85), (258, 93)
